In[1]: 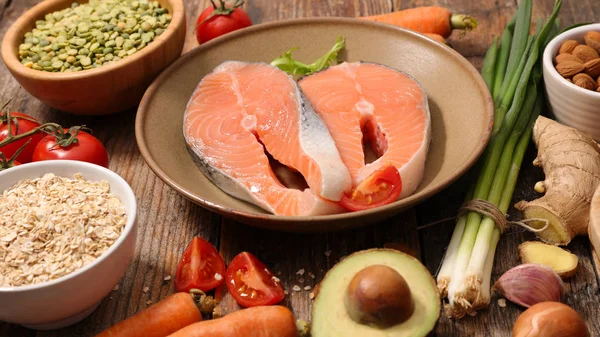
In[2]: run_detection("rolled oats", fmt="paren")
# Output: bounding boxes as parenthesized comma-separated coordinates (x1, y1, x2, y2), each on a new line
(0, 173, 127, 287)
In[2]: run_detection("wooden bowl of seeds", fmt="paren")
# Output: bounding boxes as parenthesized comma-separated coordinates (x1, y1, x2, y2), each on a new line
(1, 0, 186, 115)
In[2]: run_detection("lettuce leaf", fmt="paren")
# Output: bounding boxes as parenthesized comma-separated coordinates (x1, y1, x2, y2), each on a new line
(270, 36, 345, 76)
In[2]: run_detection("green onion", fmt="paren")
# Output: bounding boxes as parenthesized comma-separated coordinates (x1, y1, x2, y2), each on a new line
(437, 0, 562, 318)
(492, 17, 515, 103)
(482, 37, 499, 92)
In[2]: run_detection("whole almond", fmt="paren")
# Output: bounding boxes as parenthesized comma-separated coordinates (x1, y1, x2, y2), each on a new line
(572, 45, 599, 63)
(584, 31, 600, 53)
(555, 53, 583, 64)
(573, 73, 598, 91)
(597, 75, 600, 87)
(559, 40, 579, 54)
(556, 60, 585, 78)
(584, 58, 600, 78)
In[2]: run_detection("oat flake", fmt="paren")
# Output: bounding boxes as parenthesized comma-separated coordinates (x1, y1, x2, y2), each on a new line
(0, 173, 127, 287)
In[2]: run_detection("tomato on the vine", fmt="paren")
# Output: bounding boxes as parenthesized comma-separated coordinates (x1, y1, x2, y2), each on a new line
(175, 237, 227, 293)
(195, 0, 252, 45)
(0, 112, 42, 163)
(32, 127, 109, 168)
(225, 252, 285, 307)
(339, 164, 403, 211)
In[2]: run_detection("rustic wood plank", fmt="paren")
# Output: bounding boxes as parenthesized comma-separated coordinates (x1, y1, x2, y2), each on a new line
(1, 0, 600, 336)
(0, 1, 222, 336)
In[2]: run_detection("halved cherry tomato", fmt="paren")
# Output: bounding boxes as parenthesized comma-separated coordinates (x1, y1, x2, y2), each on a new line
(339, 164, 402, 211)
(175, 237, 227, 293)
(225, 252, 285, 307)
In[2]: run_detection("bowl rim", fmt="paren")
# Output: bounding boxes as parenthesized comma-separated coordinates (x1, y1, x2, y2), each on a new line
(543, 23, 600, 97)
(0, 0, 185, 81)
(135, 17, 494, 226)
(0, 160, 137, 293)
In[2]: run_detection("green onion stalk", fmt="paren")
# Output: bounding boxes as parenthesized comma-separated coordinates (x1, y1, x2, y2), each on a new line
(436, 0, 562, 318)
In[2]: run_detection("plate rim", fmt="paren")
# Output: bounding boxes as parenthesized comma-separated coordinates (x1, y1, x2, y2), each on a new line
(135, 17, 494, 225)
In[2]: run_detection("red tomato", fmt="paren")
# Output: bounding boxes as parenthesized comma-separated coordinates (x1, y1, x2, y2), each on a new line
(32, 128, 109, 168)
(0, 112, 42, 163)
(225, 252, 285, 307)
(175, 237, 227, 293)
(339, 164, 403, 211)
(195, 0, 252, 45)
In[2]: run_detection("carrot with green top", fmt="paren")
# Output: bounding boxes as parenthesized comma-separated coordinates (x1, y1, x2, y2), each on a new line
(166, 306, 298, 337)
(95, 292, 204, 337)
(361, 6, 478, 38)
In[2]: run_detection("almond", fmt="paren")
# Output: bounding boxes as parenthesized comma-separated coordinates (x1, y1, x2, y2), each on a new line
(572, 45, 599, 63)
(584, 58, 600, 78)
(555, 60, 585, 78)
(597, 75, 600, 87)
(555, 53, 583, 64)
(584, 31, 600, 53)
(573, 73, 598, 91)
(597, 86, 600, 93)
(559, 40, 579, 54)
(566, 77, 573, 83)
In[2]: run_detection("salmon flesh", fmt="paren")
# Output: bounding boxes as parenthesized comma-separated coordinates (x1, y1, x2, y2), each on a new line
(299, 62, 431, 198)
(183, 61, 352, 216)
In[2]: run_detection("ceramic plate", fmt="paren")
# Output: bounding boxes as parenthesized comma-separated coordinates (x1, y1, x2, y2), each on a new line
(135, 18, 493, 232)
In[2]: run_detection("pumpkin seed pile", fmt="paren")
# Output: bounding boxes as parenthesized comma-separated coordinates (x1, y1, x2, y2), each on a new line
(18, 0, 171, 72)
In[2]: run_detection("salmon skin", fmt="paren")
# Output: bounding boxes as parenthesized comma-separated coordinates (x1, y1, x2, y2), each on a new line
(299, 62, 431, 199)
(183, 61, 351, 216)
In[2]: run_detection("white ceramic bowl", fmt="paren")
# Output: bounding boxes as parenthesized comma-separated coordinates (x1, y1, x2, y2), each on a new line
(0, 161, 137, 330)
(543, 23, 600, 141)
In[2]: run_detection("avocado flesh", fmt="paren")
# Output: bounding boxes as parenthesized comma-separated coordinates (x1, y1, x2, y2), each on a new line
(311, 249, 440, 337)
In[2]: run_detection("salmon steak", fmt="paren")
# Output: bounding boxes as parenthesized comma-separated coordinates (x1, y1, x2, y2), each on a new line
(183, 61, 352, 216)
(299, 62, 431, 199)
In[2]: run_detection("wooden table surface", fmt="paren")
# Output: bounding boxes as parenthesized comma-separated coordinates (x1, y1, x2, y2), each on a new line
(1, 0, 600, 336)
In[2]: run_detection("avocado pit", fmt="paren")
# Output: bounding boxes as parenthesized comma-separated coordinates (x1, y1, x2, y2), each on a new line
(345, 265, 415, 328)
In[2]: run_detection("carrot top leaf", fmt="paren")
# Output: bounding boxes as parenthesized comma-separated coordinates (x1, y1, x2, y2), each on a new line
(270, 36, 345, 76)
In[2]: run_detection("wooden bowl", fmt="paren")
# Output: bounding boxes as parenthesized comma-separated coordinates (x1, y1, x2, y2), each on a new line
(1, 0, 186, 115)
(136, 18, 494, 232)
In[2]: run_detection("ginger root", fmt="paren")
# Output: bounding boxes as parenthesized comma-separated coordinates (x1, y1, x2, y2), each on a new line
(515, 116, 600, 245)
(591, 186, 600, 262)
(519, 241, 578, 279)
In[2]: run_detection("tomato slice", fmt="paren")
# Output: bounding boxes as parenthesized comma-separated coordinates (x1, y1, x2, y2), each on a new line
(225, 252, 285, 307)
(175, 237, 226, 293)
(339, 164, 402, 211)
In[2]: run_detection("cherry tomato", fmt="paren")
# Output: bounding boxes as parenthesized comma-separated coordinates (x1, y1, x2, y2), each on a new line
(32, 128, 109, 168)
(175, 237, 227, 293)
(339, 164, 403, 211)
(0, 112, 42, 163)
(225, 252, 285, 307)
(195, 0, 252, 45)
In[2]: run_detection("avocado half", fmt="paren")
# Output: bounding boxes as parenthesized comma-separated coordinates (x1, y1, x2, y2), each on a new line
(311, 249, 440, 337)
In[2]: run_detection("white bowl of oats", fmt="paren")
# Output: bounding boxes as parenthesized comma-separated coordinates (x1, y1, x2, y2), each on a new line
(0, 160, 137, 330)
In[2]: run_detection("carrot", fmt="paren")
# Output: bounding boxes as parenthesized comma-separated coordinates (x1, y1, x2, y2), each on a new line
(360, 6, 478, 38)
(423, 33, 448, 44)
(166, 306, 298, 337)
(95, 292, 203, 337)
